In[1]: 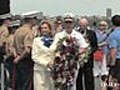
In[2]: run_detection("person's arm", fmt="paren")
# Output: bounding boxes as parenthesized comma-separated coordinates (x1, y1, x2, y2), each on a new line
(110, 48, 117, 66)
(14, 46, 31, 64)
(108, 33, 117, 66)
(79, 48, 87, 55)
(98, 41, 107, 47)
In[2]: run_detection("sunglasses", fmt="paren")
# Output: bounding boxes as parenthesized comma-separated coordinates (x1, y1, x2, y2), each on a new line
(65, 21, 73, 24)
(99, 24, 106, 26)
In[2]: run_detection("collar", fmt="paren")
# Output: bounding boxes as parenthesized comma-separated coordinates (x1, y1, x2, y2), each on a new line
(23, 24, 32, 30)
(97, 29, 106, 35)
(63, 29, 76, 35)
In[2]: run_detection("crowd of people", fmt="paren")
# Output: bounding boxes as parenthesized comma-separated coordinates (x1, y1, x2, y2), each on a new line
(0, 12, 120, 90)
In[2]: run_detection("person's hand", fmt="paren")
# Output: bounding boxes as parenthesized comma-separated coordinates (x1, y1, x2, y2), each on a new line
(13, 55, 20, 64)
(103, 41, 108, 46)
(110, 59, 116, 67)
(0, 43, 3, 46)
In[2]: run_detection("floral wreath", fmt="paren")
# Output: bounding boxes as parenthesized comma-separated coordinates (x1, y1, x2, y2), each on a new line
(51, 36, 81, 89)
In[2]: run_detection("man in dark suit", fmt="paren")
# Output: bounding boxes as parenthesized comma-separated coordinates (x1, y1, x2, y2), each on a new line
(76, 18, 98, 90)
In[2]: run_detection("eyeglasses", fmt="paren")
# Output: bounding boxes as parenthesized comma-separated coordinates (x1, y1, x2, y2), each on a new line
(41, 27, 48, 30)
(99, 24, 106, 26)
(64, 21, 73, 24)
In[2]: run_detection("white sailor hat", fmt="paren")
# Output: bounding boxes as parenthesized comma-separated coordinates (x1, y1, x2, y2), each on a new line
(64, 13, 74, 22)
(21, 11, 39, 19)
(9, 20, 21, 27)
(0, 13, 12, 20)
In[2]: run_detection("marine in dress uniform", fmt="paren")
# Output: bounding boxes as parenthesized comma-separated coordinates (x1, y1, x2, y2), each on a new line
(0, 13, 11, 45)
(0, 14, 11, 85)
(0, 13, 11, 57)
(4, 20, 21, 89)
(13, 11, 37, 90)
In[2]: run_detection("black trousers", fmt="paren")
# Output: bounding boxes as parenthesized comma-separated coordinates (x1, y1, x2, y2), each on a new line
(109, 59, 120, 83)
(76, 65, 94, 90)
(4, 56, 14, 88)
(15, 56, 34, 90)
(107, 59, 120, 90)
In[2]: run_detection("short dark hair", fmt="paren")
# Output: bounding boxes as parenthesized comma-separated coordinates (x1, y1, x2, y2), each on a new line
(111, 15, 120, 26)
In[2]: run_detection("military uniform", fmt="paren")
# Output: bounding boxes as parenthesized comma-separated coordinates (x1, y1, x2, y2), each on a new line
(0, 25, 9, 62)
(13, 24, 34, 90)
(4, 34, 15, 89)
(0, 13, 11, 90)
(0, 13, 11, 44)
(0, 13, 11, 63)
(14, 24, 34, 55)
(0, 24, 9, 58)
(4, 21, 21, 89)
(0, 24, 9, 43)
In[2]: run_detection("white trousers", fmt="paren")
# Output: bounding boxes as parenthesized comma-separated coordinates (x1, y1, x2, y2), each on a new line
(93, 54, 108, 77)
(34, 70, 55, 90)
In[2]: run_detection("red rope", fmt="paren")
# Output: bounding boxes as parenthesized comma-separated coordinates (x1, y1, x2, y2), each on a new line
(12, 64, 16, 90)
(29, 69, 33, 90)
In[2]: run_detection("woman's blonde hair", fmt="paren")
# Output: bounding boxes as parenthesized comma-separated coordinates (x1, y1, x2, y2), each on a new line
(38, 20, 53, 37)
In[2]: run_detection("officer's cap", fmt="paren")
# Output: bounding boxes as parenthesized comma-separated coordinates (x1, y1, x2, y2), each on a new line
(64, 13, 74, 22)
(21, 11, 39, 19)
(9, 20, 21, 27)
(0, 13, 12, 20)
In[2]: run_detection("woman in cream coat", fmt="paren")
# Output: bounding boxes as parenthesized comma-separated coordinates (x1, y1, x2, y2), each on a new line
(32, 20, 55, 90)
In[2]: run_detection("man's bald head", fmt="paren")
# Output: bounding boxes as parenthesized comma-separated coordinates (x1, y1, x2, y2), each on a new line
(79, 18, 89, 30)
(79, 18, 88, 25)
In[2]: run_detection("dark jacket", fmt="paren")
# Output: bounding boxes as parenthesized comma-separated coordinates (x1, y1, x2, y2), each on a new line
(78, 29, 98, 68)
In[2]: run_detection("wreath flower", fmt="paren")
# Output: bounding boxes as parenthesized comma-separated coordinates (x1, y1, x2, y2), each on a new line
(51, 36, 80, 89)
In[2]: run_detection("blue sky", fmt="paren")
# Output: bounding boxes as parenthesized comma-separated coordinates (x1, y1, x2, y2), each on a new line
(11, 0, 120, 16)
